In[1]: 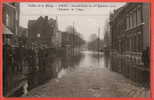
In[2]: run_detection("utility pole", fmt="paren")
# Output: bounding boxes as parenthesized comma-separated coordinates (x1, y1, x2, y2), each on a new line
(73, 21, 75, 56)
(98, 27, 100, 63)
(56, 16, 58, 48)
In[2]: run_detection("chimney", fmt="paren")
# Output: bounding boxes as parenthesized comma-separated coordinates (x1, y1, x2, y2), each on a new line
(45, 16, 48, 21)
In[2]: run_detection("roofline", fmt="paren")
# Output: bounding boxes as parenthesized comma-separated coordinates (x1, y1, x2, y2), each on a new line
(3, 3, 16, 9)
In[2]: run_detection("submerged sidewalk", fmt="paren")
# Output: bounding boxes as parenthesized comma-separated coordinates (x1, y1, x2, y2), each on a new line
(23, 65, 150, 98)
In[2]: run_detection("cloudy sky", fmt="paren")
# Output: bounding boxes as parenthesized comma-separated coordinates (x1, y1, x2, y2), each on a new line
(20, 2, 126, 41)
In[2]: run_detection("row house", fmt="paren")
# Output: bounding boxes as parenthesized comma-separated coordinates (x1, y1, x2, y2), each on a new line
(110, 3, 150, 62)
(110, 3, 150, 83)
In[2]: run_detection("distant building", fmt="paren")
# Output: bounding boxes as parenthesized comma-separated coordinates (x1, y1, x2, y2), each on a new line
(18, 26, 28, 37)
(61, 32, 72, 47)
(49, 18, 61, 48)
(54, 30, 62, 48)
(61, 32, 73, 56)
(28, 16, 61, 49)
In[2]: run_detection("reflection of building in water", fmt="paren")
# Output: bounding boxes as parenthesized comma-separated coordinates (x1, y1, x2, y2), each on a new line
(109, 3, 150, 85)
(61, 31, 84, 56)
(27, 52, 83, 92)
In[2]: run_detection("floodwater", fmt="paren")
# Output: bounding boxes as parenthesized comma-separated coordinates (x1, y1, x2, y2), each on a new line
(22, 51, 150, 97)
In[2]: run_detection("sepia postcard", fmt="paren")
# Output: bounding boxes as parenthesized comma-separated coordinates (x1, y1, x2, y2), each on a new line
(2, 2, 151, 97)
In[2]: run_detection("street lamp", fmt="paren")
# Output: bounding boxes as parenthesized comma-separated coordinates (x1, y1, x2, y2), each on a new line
(37, 33, 40, 38)
(37, 33, 40, 47)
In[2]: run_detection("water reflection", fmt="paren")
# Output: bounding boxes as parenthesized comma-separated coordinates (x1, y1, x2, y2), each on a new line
(78, 51, 106, 69)
(27, 52, 84, 91)
(27, 51, 110, 93)
(26, 50, 149, 96)
(109, 53, 150, 87)
(79, 51, 149, 87)
(104, 54, 111, 70)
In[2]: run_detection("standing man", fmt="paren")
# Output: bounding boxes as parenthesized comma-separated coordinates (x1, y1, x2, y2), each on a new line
(142, 47, 150, 68)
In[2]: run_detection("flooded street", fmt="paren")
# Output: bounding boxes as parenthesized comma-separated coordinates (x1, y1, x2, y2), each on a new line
(24, 51, 150, 97)
(2, 2, 151, 98)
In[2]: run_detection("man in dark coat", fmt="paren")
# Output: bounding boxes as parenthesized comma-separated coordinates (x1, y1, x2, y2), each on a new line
(142, 47, 150, 67)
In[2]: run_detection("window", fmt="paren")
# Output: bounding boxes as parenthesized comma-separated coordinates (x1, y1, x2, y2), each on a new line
(129, 38, 132, 51)
(126, 16, 129, 29)
(134, 35, 137, 51)
(131, 37, 134, 51)
(136, 36, 138, 51)
(129, 15, 131, 29)
(132, 36, 135, 51)
(125, 39, 127, 51)
(135, 36, 137, 51)
(133, 11, 137, 27)
(137, 7, 142, 25)
(129, 14, 133, 28)
(6, 13, 9, 26)
(138, 32, 142, 51)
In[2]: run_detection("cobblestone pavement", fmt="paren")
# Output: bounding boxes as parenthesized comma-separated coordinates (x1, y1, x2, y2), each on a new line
(24, 52, 150, 97)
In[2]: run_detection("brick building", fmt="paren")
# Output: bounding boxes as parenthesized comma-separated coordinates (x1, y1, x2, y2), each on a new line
(110, 3, 150, 62)
(109, 3, 150, 83)
(28, 16, 60, 49)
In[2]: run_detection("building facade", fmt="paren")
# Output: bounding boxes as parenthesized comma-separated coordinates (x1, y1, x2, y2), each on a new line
(110, 3, 150, 63)
(49, 18, 62, 48)
(28, 16, 60, 49)
(3, 3, 20, 35)
(3, 3, 20, 46)
(110, 3, 150, 83)
(2, 3, 29, 97)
